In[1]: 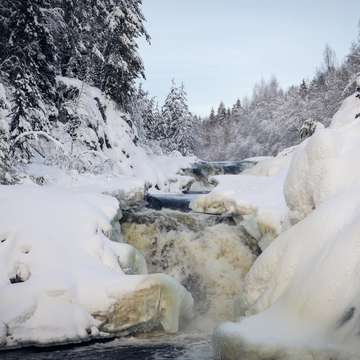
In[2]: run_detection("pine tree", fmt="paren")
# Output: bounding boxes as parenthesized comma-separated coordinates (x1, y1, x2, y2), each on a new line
(129, 82, 148, 143)
(152, 102, 165, 141)
(0, 84, 17, 184)
(162, 79, 180, 141)
(143, 96, 157, 140)
(59, 0, 84, 79)
(58, 0, 150, 109)
(174, 83, 194, 155)
(226, 107, 231, 117)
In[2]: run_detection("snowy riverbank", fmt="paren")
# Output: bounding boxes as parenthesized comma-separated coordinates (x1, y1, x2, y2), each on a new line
(0, 179, 194, 349)
(0, 78, 199, 349)
(210, 89, 360, 358)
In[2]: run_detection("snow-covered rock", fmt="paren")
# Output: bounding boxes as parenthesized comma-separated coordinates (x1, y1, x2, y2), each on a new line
(189, 155, 291, 251)
(0, 184, 193, 349)
(213, 92, 360, 359)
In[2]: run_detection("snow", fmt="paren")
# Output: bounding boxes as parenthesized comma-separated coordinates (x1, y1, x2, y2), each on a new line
(189, 154, 292, 250)
(213, 91, 360, 358)
(0, 78, 198, 349)
(149, 154, 197, 194)
(0, 184, 193, 349)
(53, 77, 193, 194)
(7, 74, 360, 357)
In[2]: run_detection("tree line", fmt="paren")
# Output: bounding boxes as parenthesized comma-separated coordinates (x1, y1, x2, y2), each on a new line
(1, 1, 360, 183)
(195, 38, 360, 161)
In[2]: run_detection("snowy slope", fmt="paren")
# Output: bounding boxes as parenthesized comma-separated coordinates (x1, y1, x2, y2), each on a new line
(213, 90, 360, 359)
(0, 77, 194, 193)
(52, 77, 194, 193)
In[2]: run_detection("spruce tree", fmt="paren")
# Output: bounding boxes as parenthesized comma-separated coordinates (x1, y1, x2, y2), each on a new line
(59, 0, 83, 79)
(101, 0, 150, 109)
(217, 101, 227, 121)
(299, 79, 308, 101)
(175, 83, 194, 155)
(162, 80, 194, 155)
(231, 99, 242, 115)
(0, 119, 16, 184)
(153, 102, 166, 141)
(162, 79, 180, 141)
(209, 107, 215, 121)
(143, 96, 157, 140)
(2, 0, 61, 160)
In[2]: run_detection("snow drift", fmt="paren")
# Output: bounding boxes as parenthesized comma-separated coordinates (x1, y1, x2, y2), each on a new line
(213, 90, 360, 358)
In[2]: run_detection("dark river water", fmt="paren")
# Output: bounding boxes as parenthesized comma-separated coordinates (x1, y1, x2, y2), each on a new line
(1, 331, 214, 359)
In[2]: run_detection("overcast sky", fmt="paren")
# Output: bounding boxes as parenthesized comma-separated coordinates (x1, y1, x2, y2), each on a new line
(137, 0, 360, 116)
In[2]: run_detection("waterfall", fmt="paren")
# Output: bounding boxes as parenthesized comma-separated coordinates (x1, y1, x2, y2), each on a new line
(120, 207, 260, 326)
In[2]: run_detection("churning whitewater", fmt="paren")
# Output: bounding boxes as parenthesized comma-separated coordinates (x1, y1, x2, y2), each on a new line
(121, 207, 259, 324)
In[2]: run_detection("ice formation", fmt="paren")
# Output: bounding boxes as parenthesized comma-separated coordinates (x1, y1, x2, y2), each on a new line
(0, 185, 193, 349)
(213, 91, 360, 359)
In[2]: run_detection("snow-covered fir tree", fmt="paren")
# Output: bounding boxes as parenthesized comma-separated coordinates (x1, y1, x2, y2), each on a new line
(0, 85, 18, 184)
(59, 0, 150, 110)
(217, 101, 227, 121)
(1, 0, 60, 160)
(161, 80, 195, 155)
(299, 79, 308, 101)
(174, 83, 194, 155)
(0, 0, 151, 170)
(0, 119, 17, 184)
(101, 0, 150, 110)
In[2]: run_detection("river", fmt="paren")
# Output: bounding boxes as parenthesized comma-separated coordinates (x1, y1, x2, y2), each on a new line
(2, 161, 257, 359)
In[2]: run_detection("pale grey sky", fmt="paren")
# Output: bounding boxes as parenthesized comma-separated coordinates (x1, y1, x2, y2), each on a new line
(137, 0, 360, 116)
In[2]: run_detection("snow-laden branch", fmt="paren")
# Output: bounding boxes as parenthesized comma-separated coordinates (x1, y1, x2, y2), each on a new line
(13, 131, 64, 149)
(342, 72, 360, 96)
(71, 149, 108, 160)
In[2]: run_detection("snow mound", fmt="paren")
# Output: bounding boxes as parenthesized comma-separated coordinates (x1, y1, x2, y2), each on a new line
(213, 92, 360, 358)
(0, 185, 193, 349)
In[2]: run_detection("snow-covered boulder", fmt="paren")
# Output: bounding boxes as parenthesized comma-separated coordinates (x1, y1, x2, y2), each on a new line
(213, 92, 360, 359)
(0, 184, 193, 349)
